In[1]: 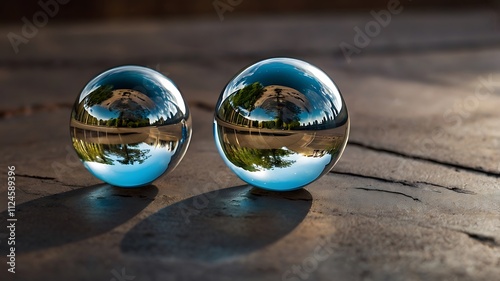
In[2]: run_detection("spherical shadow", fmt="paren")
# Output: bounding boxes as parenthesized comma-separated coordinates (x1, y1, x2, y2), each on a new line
(120, 185, 312, 261)
(0, 184, 158, 254)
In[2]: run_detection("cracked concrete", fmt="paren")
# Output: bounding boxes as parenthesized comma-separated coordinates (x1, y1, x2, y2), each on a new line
(334, 169, 476, 195)
(348, 141, 500, 178)
(354, 187, 421, 202)
(0, 12, 500, 281)
(460, 231, 499, 247)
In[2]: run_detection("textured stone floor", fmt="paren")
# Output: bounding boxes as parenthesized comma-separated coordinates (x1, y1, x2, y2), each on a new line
(0, 10, 499, 281)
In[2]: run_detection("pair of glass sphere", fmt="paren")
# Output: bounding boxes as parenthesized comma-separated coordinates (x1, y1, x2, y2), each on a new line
(70, 58, 350, 191)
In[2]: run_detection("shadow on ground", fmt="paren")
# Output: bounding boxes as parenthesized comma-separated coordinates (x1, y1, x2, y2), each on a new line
(121, 185, 312, 261)
(0, 184, 157, 254)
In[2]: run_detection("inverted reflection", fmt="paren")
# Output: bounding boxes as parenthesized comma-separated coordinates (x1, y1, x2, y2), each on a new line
(70, 66, 191, 187)
(214, 58, 349, 191)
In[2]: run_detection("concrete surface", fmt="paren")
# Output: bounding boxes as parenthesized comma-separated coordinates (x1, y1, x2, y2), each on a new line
(0, 10, 499, 281)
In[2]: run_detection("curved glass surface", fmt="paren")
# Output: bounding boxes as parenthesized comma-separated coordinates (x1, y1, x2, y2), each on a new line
(70, 66, 191, 187)
(214, 58, 349, 191)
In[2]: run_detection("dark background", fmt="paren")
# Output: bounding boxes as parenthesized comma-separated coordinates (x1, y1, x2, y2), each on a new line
(1, 0, 498, 23)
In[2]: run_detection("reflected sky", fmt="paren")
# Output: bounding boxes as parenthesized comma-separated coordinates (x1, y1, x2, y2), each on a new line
(214, 58, 349, 191)
(84, 142, 173, 187)
(78, 66, 187, 125)
(241, 153, 332, 190)
(88, 104, 120, 120)
(214, 127, 332, 190)
(221, 58, 345, 127)
(71, 65, 191, 187)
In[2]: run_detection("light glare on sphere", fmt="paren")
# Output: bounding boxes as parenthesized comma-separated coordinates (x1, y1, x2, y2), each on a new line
(70, 66, 192, 187)
(214, 58, 349, 191)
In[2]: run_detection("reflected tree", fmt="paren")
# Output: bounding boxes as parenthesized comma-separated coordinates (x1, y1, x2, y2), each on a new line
(217, 83, 306, 130)
(221, 142, 295, 172)
(107, 144, 150, 165)
(72, 139, 114, 165)
(85, 85, 114, 107)
(230, 82, 265, 113)
(271, 99, 302, 129)
(72, 139, 151, 165)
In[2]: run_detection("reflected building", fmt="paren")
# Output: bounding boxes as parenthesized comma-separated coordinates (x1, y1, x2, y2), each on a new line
(216, 82, 348, 159)
(101, 89, 156, 110)
(71, 87, 184, 150)
(69, 65, 192, 187)
(213, 58, 350, 191)
(70, 86, 187, 167)
(254, 85, 309, 126)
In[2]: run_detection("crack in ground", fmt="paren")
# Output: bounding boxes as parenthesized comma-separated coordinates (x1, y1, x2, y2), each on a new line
(355, 187, 421, 202)
(16, 173, 82, 189)
(413, 181, 476, 195)
(348, 141, 500, 178)
(415, 225, 499, 248)
(0, 102, 72, 119)
(320, 210, 499, 248)
(334, 171, 416, 187)
(16, 174, 57, 180)
(459, 231, 499, 247)
(333, 171, 473, 194)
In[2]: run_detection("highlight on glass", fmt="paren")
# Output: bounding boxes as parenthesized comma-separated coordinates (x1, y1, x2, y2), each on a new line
(214, 58, 349, 191)
(70, 65, 191, 187)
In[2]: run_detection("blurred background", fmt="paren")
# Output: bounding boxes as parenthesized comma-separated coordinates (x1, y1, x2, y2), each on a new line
(1, 0, 499, 23)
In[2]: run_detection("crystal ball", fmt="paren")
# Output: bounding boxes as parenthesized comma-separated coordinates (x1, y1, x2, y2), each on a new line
(214, 58, 349, 191)
(70, 66, 192, 187)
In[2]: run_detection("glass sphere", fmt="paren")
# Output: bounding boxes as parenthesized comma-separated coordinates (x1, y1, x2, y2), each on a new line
(70, 66, 191, 187)
(214, 58, 349, 191)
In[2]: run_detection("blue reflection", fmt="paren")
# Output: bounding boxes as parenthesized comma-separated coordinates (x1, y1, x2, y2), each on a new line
(214, 58, 349, 191)
(223, 58, 346, 128)
(84, 143, 173, 187)
(88, 104, 120, 120)
(70, 66, 191, 187)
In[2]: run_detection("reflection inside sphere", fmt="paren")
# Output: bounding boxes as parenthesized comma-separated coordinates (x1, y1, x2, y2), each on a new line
(214, 58, 349, 191)
(70, 66, 191, 187)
